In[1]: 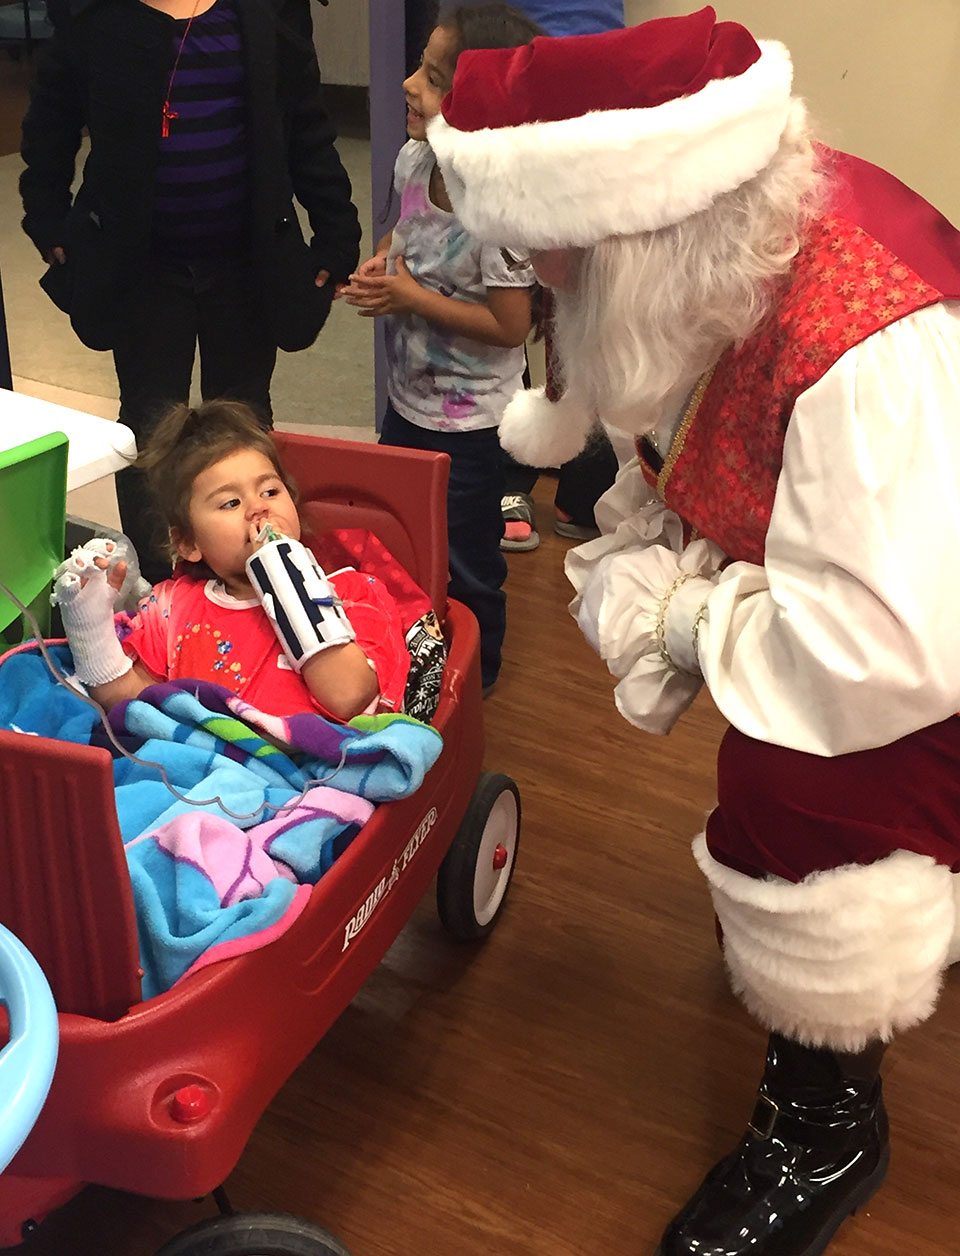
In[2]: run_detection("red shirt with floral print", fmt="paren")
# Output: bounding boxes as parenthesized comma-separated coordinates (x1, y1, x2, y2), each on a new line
(118, 568, 410, 721)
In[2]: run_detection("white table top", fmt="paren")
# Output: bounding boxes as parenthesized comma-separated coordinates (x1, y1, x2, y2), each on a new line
(0, 388, 137, 491)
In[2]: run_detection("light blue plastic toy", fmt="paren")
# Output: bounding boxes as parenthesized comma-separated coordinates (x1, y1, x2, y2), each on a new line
(0, 921, 58, 1173)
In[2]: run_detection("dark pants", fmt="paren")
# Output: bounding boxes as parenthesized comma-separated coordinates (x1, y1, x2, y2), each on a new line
(380, 402, 506, 689)
(112, 257, 276, 584)
(504, 355, 619, 529)
(502, 430, 619, 528)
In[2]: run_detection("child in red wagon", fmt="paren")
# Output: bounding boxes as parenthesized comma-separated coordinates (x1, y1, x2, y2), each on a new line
(52, 401, 412, 723)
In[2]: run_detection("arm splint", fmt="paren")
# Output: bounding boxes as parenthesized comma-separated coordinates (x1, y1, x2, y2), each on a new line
(246, 534, 356, 673)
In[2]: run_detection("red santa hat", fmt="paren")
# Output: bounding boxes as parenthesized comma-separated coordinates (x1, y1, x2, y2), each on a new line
(428, 7, 794, 467)
(428, 6, 793, 251)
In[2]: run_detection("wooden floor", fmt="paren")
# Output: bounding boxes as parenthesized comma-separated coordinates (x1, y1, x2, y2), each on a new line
(18, 475, 960, 1256)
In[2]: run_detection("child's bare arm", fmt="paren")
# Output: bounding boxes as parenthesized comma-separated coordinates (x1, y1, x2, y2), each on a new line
(245, 527, 382, 721)
(352, 232, 394, 281)
(301, 644, 380, 722)
(344, 260, 532, 348)
(87, 659, 156, 712)
(407, 280, 532, 347)
(371, 231, 395, 257)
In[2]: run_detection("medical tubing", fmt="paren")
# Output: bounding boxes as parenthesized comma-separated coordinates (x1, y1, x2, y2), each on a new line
(0, 576, 352, 821)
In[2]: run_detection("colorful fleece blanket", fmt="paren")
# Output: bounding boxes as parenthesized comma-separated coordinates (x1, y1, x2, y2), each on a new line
(0, 645, 443, 998)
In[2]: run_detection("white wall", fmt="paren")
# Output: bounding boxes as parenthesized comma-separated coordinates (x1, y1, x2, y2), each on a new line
(315, 2, 960, 220)
(625, 1, 960, 222)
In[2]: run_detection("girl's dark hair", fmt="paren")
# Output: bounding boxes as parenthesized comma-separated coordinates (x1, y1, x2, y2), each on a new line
(436, 4, 547, 337)
(380, 4, 543, 225)
(437, 3, 544, 64)
(135, 399, 296, 571)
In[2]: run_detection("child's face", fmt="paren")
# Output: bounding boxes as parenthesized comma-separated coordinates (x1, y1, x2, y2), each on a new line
(403, 25, 456, 141)
(176, 447, 300, 597)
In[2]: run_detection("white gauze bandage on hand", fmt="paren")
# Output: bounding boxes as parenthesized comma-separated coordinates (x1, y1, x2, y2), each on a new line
(52, 539, 133, 687)
(245, 533, 356, 673)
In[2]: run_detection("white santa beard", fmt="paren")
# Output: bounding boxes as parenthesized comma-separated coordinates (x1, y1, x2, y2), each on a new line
(550, 285, 711, 438)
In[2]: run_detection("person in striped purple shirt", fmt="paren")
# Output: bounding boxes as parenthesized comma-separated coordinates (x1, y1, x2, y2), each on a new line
(21, 0, 362, 585)
(152, 0, 253, 262)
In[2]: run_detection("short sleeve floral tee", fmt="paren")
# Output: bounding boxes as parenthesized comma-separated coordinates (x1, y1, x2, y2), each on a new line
(118, 569, 410, 721)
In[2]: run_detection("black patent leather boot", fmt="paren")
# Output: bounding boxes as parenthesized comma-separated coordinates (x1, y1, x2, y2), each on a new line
(655, 1034, 890, 1256)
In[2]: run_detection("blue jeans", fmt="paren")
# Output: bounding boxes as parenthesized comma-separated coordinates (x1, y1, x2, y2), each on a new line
(380, 403, 506, 688)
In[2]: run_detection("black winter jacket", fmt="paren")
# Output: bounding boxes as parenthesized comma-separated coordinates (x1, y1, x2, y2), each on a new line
(19, 0, 361, 352)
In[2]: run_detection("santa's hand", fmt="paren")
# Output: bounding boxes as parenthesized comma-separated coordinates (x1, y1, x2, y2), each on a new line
(52, 541, 133, 687)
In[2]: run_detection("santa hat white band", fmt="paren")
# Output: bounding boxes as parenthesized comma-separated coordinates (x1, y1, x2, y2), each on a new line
(429, 40, 793, 251)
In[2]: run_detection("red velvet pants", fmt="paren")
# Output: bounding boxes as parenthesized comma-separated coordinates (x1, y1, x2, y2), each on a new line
(706, 715, 960, 883)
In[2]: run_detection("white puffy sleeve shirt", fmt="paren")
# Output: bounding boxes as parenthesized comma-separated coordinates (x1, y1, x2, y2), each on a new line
(566, 302, 960, 756)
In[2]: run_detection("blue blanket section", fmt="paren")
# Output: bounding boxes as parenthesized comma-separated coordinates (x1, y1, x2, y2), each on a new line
(0, 646, 443, 997)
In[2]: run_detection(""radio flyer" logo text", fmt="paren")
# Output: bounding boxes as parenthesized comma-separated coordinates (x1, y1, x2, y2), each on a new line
(341, 807, 439, 951)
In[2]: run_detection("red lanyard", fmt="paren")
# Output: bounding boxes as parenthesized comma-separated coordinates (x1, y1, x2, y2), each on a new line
(161, 1, 202, 138)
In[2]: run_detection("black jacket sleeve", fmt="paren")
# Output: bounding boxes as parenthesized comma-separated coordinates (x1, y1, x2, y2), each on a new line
(278, 0, 362, 283)
(19, 33, 86, 255)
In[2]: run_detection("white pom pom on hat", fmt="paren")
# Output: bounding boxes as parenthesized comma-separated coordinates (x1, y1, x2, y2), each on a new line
(499, 384, 596, 468)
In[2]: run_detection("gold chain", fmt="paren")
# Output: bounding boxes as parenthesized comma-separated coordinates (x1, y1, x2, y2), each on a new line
(656, 365, 716, 500)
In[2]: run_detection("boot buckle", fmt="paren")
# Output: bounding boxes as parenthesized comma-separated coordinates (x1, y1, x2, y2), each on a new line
(748, 1090, 779, 1139)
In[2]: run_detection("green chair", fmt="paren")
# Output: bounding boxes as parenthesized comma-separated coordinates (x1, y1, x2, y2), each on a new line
(0, 431, 68, 648)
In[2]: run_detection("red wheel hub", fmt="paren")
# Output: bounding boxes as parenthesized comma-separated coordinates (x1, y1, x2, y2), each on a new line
(171, 1084, 210, 1124)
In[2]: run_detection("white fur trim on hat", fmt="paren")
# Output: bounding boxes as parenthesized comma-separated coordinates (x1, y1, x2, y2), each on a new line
(499, 385, 594, 468)
(429, 42, 793, 250)
(694, 833, 957, 1052)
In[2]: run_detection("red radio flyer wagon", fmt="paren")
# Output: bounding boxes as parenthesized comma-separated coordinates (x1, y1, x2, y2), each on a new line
(0, 433, 521, 1254)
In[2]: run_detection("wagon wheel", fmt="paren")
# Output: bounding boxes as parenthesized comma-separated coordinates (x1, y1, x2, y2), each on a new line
(437, 771, 520, 941)
(152, 1212, 353, 1256)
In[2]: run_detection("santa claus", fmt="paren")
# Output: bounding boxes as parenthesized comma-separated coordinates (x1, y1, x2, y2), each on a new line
(429, 7, 960, 1256)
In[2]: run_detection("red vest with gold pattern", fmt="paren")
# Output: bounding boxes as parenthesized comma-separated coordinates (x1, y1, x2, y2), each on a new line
(638, 149, 960, 566)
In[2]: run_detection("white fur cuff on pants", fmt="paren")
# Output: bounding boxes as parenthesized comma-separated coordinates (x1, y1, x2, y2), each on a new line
(693, 833, 957, 1052)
